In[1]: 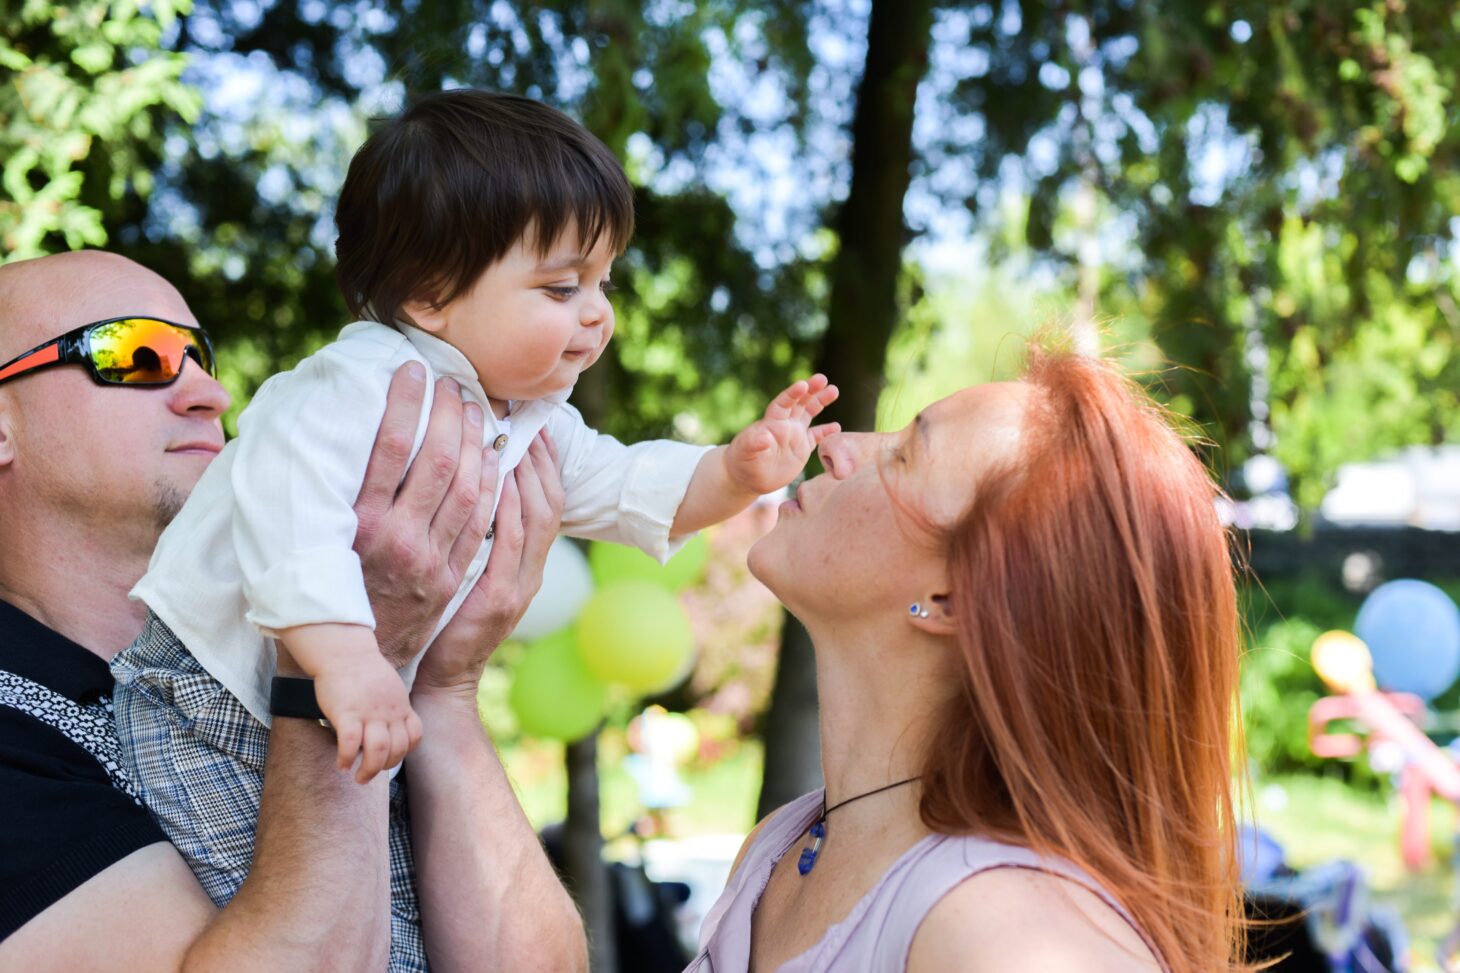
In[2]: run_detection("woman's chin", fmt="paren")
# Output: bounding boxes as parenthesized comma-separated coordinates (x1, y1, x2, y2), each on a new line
(745, 531, 779, 589)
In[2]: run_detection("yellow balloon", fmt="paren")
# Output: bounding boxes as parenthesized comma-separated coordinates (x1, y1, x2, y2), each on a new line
(577, 580, 695, 694)
(1312, 630, 1376, 694)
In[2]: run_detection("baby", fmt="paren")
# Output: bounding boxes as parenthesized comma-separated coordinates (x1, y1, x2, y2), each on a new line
(110, 90, 837, 914)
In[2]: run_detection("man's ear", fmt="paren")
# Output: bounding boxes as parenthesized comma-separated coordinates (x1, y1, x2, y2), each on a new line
(908, 592, 958, 637)
(400, 296, 447, 334)
(0, 396, 16, 469)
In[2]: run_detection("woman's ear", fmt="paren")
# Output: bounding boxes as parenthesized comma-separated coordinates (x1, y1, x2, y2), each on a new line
(907, 593, 958, 637)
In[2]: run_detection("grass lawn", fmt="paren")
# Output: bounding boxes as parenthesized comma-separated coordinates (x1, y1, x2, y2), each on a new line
(1254, 773, 1457, 972)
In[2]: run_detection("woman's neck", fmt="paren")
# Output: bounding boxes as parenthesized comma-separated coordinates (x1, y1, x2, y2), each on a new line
(805, 618, 950, 808)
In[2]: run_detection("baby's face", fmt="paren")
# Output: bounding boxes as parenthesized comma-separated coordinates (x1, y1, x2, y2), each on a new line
(412, 226, 616, 403)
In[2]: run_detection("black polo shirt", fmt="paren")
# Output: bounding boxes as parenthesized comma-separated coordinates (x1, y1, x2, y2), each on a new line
(0, 598, 165, 942)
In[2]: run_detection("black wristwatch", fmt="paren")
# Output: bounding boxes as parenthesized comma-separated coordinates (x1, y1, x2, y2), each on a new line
(269, 676, 328, 722)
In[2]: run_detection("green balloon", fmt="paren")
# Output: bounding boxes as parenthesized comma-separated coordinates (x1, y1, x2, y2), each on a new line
(576, 580, 695, 694)
(509, 629, 608, 742)
(588, 534, 710, 591)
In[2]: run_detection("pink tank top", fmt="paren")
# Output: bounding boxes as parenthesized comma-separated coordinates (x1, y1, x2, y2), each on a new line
(686, 789, 1170, 972)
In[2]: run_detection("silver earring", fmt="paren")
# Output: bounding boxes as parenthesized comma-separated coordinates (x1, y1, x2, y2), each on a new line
(909, 603, 930, 619)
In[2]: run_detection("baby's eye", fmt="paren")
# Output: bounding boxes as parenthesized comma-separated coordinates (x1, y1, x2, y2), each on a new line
(599, 279, 617, 295)
(545, 286, 579, 299)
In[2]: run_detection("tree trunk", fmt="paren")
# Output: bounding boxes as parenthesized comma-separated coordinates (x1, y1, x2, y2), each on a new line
(757, 0, 935, 816)
(564, 732, 617, 973)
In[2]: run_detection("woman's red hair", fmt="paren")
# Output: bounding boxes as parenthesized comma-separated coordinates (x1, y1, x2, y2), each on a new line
(918, 344, 1243, 972)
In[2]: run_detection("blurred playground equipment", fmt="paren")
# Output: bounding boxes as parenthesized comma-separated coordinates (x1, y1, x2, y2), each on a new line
(1241, 824, 1408, 973)
(1306, 580, 1460, 971)
(1309, 581, 1460, 871)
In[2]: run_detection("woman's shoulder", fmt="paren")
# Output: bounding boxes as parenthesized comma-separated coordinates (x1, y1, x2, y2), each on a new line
(726, 790, 823, 883)
(906, 865, 1162, 973)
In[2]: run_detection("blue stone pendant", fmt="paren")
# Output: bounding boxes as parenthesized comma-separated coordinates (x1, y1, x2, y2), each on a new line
(797, 819, 827, 876)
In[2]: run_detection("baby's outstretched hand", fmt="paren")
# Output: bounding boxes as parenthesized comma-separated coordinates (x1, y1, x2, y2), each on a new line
(725, 375, 840, 495)
(315, 656, 423, 783)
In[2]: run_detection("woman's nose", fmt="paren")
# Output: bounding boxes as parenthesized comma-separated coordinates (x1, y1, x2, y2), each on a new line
(817, 431, 862, 479)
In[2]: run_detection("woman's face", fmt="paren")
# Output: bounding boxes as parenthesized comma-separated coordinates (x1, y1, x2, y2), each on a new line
(748, 382, 1030, 625)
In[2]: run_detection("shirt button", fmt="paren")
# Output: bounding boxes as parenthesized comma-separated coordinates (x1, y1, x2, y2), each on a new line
(492, 433, 509, 451)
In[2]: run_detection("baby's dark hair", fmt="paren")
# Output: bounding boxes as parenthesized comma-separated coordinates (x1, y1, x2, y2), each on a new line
(335, 89, 634, 325)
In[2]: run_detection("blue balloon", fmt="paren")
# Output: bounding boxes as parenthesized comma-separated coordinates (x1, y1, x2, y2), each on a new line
(1356, 580, 1460, 701)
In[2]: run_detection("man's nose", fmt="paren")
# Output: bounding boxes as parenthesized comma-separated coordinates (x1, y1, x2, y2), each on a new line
(169, 357, 232, 417)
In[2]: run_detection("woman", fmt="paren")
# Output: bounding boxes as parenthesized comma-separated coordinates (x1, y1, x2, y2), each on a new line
(691, 345, 1242, 972)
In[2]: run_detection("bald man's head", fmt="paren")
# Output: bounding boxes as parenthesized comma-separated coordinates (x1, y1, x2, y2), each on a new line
(0, 251, 197, 363)
(0, 251, 228, 580)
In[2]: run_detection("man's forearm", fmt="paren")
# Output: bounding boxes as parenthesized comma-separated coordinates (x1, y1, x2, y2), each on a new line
(182, 717, 391, 971)
(408, 691, 587, 973)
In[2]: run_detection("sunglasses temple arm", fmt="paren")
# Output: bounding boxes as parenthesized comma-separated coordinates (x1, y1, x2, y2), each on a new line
(0, 344, 62, 384)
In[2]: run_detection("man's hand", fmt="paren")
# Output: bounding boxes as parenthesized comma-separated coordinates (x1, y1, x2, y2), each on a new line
(414, 430, 566, 698)
(724, 374, 840, 495)
(353, 364, 498, 668)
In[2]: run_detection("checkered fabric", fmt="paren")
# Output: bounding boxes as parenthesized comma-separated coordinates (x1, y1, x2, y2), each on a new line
(111, 612, 427, 971)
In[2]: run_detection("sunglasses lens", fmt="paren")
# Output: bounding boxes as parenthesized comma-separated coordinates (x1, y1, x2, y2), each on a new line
(88, 319, 214, 385)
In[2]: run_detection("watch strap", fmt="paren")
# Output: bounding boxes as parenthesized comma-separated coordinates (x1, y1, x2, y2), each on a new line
(269, 676, 327, 721)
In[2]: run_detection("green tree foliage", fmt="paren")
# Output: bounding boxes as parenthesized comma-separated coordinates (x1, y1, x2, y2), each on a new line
(927, 0, 1460, 505)
(0, 0, 199, 260)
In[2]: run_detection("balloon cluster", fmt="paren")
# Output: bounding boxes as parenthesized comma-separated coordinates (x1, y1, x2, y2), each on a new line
(1312, 579, 1460, 701)
(506, 536, 708, 741)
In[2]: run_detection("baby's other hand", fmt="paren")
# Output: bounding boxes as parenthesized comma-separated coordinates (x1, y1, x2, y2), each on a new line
(315, 658, 423, 783)
(725, 374, 840, 495)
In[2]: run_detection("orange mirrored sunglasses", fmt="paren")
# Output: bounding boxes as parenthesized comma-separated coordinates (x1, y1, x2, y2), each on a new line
(0, 316, 216, 388)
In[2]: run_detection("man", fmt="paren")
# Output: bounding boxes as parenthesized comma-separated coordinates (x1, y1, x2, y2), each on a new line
(0, 250, 585, 970)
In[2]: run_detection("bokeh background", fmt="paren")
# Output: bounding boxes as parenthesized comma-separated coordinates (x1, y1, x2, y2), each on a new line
(6, 1, 1460, 969)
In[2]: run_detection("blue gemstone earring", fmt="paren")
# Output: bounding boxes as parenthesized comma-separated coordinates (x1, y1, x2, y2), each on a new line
(908, 603, 930, 619)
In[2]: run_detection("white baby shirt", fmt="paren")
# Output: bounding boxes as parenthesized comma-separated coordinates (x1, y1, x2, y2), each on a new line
(132, 321, 712, 726)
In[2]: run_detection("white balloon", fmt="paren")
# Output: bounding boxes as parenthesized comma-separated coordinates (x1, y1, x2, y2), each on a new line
(510, 538, 595, 640)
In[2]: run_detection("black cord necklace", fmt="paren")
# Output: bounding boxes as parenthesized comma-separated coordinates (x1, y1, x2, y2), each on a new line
(796, 775, 922, 876)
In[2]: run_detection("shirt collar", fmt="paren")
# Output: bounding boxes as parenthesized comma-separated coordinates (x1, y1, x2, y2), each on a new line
(0, 598, 115, 702)
(393, 323, 574, 424)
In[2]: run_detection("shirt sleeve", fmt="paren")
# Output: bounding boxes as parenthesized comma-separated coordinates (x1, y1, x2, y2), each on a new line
(548, 403, 714, 563)
(0, 712, 166, 942)
(230, 333, 426, 634)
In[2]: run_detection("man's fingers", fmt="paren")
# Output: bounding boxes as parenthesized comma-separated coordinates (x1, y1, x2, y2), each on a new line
(430, 400, 485, 554)
(513, 443, 556, 579)
(446, 446, 499, 579)
(540, 428, 560, 468)
(480, 473, 524, 588)
(534, 432, 566, 516)
(397, 378, 464, 521)
(357, 363, 428, 528)
(336, 719, 363, 772)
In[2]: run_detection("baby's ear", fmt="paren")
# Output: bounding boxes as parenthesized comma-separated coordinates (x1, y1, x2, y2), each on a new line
(401, 296, 446, 333)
